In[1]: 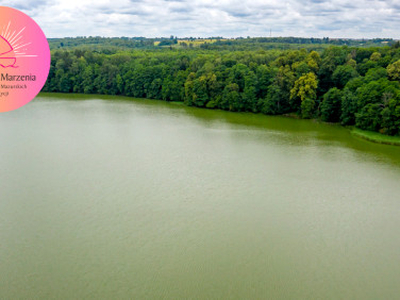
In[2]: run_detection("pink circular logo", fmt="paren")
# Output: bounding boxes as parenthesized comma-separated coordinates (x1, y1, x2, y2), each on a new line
(0, 6, 50, 112)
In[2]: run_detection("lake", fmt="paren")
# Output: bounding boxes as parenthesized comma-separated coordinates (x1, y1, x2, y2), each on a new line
(1, 94, 400, 299)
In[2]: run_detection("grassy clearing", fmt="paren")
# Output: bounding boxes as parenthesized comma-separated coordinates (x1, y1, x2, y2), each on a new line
(177, 38, 229, 46)
(351, 128, 400, 146)
(154, 38, 231, 48)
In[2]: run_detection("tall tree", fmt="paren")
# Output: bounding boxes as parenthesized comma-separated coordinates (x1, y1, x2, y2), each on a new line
(290, 72, 318, 118)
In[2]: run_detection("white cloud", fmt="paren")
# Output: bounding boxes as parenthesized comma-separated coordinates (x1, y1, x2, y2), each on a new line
(1, 0, 399, 38)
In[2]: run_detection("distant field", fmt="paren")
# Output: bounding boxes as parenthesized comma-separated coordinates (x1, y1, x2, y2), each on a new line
(154, 38, 231, 47)
(178, 39, 229, 46)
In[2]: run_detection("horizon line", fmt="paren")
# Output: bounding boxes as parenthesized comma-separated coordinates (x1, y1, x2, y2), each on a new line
(46, 36, 399, 41)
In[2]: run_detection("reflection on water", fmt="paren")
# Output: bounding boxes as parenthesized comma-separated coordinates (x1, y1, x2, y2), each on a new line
(1, 94, 400, 299)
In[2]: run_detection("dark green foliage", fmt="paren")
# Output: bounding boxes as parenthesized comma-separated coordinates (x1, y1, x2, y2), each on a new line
(301, 98, 316, 119)
(43, 41, 400, 136)
(243, 72, 258, 112)
(356, 103, 383, 132)
(255, 65, 277, 99)
(332, 65, 359, 89)
(381, 98, 400, 135)
(340, 89, 358, 125)
(260, 85, 290, 115)
(356, 78, 399, 109)
(364, 67, 388, 83)
(344, 77, 364, 93)
(317, 46, 349, 94)
(221, 83, 241, 111)
(192, 76, 209, 107)
(357, 60, 378, 76)
(321, 88, 342, 122)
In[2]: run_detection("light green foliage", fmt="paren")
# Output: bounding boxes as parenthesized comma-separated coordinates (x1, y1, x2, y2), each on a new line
(290, 72, 318, 115)
(352, 128, 400, 145)
(292, 61, 311, 77)
(387, 60, 400, 81)
(276, 65, 295, 101)
(370, 52, 382, 61)
(290, 72, 318, 102)
(346, 59, 357, 68)
(306, 51, 321, 73)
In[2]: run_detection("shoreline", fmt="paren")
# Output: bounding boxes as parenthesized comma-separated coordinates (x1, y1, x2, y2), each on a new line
(38, 92, 400, 146)
(351, 128, 400, 146)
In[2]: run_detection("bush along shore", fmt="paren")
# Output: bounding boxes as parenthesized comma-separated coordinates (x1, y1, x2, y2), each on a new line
(42, 39, 400, 138)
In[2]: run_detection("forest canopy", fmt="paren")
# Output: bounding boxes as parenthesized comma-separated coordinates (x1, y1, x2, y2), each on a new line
(43, 37, 400, 136)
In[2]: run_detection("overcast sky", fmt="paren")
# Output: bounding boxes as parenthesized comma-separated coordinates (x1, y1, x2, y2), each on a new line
(2, 0, 400, 39)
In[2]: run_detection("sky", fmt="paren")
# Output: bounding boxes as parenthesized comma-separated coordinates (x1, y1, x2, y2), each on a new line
(1, 0, 400, 39)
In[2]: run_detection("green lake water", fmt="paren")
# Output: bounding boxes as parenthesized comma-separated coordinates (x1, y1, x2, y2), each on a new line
(1, 94, 400, 299)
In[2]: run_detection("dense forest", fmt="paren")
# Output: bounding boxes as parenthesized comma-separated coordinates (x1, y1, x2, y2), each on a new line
(43, 37, 400, 136)
(48, 36, 396, 51)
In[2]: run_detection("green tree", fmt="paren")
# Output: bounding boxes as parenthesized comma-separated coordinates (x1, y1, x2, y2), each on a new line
(332, 65, 359, 89)
(243, 71, 258, 112)
(321, 87, 342, 122)
(306, 50, 321, 73)
(255, 65, 276, 99)
(364, 67, 388, 83)
(387, 60, 400, 81)
(192, 75, 209, 107)
(381, 97, 400, 135)
(370, 52, 382, 61)
(290, 72, 318, 116)
(184, 72, 196, 106)
(340, 88, 358, 125)
(355, 103, 383, 131)
(220, 83, 241, 111)
(318, 46, 348, 93)
(301, 98, 316, 119)
(275, 65, 295, 109)
(147, 78, 163, 99)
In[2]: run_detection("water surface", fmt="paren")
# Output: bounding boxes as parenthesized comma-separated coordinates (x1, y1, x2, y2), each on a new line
(1, 94, 400, 299)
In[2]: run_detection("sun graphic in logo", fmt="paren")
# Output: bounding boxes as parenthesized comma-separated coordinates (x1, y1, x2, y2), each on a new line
(0, 21, 37, 68)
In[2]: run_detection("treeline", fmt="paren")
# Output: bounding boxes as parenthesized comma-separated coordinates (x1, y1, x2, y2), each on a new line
(204, 37, 396, 51)
(48, 37, 155, 52)
(48, 36, 396, 51)
(43, 45, 400, 136)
